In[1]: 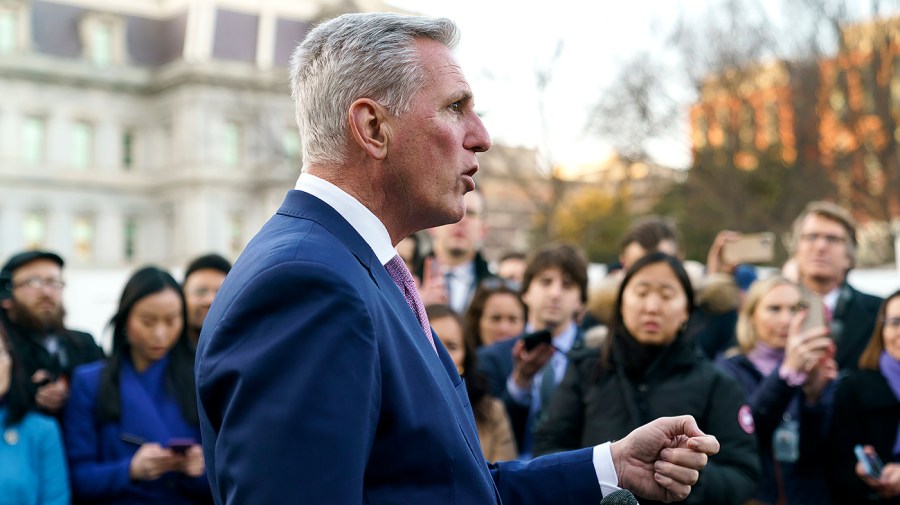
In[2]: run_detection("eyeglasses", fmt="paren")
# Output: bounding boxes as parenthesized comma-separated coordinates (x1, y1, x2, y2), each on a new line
(13, 277, 65, 290)
(188, 287, 219, 298)
(799, 233, 847, 246)
(882, 317, 900, 329)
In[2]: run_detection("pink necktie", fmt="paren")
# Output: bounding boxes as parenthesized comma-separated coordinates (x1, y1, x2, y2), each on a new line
(385, 255, 436, 352)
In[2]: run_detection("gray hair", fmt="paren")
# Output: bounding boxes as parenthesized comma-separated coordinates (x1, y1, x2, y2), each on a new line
(289, 13, 459, 166)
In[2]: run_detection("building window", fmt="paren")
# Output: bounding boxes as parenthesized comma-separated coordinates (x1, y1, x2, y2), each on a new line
(73, 215, 94, 262)
(223, 121, 242, 167)
(23, 211, 47, 249)
(0, 7, 15, 55)
(124, 216, 138, 262)
(71, 121, 94, 170)
(0, 2, 27, 55)
(122, 129, 134, 170)
(22, 116, 46, 166)
(80, 13, 124, 67)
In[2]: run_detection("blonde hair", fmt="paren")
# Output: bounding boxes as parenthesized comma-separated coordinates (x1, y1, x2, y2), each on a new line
(736, 276, 799, 353)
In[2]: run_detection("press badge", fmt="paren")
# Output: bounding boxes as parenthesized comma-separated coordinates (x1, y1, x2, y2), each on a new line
(773, 416, 800, 463)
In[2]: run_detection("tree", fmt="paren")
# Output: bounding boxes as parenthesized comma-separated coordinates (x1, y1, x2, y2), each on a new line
(551, 186, 632, 263)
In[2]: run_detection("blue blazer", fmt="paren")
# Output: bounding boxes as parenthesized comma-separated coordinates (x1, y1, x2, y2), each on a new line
(64, 357, 210, 504)
(195, 190, 604, 504)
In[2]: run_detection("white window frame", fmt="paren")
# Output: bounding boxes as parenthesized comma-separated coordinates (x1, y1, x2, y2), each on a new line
(79, 12, 126, 67)
(0, 0, 30, 55)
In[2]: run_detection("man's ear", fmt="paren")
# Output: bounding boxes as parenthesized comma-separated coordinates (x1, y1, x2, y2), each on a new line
(349, 98, 388, 160)
(0, 299, 11, 310)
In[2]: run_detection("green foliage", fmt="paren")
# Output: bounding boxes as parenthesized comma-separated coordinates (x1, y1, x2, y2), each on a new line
(548, 186, 633, 263)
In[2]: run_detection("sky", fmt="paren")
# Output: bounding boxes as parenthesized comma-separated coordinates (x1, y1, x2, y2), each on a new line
(386, 0, 706, 170)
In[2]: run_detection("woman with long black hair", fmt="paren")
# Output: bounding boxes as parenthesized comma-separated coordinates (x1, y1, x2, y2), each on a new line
(64, 266, 211, 504)
(533, 252, 759, 505)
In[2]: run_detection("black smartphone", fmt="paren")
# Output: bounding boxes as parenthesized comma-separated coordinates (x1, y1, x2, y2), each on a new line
(521, 329, 552, 351)
(855, 444, 884, 479)
(167, 437, 196, 455)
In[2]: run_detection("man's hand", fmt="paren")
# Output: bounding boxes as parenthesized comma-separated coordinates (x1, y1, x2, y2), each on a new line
(32, 369, 69, 413)
(510, 339, 554, 389)
(610, 415, 720, 503)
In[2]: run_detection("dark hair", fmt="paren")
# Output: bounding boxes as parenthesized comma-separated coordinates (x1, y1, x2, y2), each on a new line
(859, 289, 900, 370)
(184, 253, 232, 283)
(96, 266, 198, 425)
(597, 252, 695, 371)
(0, 322, 31, 427)
(463, 279, 524, 348)
(521, 243, 589, 304)
(618, 216, 680, 256)
(426, 304, 491, 424)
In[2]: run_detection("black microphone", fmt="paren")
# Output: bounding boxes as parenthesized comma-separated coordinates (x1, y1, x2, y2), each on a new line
(600, 489, 639, 505)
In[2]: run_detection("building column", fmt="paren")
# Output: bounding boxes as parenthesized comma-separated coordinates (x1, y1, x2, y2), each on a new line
(256, 7, 276, 70)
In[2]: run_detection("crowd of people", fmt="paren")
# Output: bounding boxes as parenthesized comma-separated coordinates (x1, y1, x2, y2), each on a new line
(1, 10, 899, 505)
(402, 196, 899, 504)
(0, 251, 229, 503)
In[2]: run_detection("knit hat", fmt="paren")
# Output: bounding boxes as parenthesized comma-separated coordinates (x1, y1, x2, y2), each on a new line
(0, 250, 65, 300)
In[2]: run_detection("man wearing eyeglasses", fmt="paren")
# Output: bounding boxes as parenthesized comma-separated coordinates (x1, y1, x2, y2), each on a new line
(182, 253, 232, 348)
(0, 250, 104, 416)
(790, 201, 883, 370)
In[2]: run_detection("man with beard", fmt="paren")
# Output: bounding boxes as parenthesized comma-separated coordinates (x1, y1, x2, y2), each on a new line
(0, 250, 104, 416)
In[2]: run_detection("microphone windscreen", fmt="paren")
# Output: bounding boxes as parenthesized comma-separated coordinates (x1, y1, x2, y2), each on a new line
(599, 489, 639, 505)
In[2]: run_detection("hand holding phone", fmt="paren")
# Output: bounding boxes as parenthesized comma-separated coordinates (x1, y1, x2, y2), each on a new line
(855, 444, 884, 479)
(521, 329, 553, 351)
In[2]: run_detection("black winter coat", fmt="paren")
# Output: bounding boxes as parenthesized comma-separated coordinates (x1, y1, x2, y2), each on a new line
(827, 369, 900, 504)
(717, 354, 834, 505)
(533, 334, 760, 505)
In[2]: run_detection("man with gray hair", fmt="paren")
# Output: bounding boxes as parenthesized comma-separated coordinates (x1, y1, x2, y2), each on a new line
(790, 200, 882, 370)
(196, 12, 718, 504)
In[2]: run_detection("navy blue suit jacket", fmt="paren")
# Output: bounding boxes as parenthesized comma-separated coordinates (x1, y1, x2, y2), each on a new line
(195, 190, 603, 504)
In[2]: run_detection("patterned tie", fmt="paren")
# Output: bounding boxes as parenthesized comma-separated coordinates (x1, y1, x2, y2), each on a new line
(384, 255, 436, 352)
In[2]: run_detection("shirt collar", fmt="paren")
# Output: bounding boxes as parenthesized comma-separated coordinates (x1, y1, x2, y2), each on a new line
(295, 173, 396, 266)
(823, 287, 841, 313)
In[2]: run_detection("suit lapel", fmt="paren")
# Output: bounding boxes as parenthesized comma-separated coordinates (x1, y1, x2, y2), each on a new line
(277, 190, 492, 477)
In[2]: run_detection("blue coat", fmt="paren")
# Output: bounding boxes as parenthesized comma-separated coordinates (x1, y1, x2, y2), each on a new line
(195, 190, 604, 504)
(64, 357, 210, 504)
(0, 407, 69, 505)
(717, 354, 834, 505)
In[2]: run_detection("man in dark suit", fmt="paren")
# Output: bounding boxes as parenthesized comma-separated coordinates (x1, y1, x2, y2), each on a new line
(478, 243, 588, 458)
(0, 250, 104, 417)
(195, 12, 719, 504)
(790, 201, 883, 370)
